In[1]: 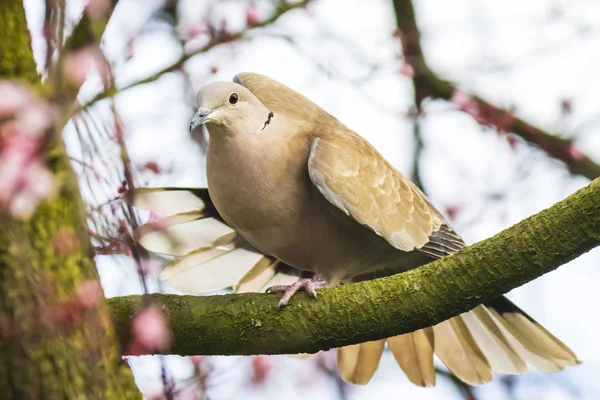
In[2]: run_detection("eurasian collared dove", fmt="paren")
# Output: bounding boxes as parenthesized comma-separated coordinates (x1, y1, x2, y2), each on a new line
(128, 73, 579, 386)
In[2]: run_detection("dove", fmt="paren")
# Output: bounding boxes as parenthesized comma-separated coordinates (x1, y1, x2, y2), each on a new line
(128, 72, 579, 386)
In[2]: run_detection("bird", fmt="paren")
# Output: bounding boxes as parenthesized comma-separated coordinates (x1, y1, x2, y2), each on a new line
(127, 72, 579, 387)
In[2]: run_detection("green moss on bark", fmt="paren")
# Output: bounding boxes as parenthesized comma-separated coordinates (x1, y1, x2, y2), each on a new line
(0, 1, 139, 398)
(109, 178, 600, 357)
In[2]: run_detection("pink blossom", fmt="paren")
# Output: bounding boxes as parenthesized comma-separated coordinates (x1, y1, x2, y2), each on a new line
(7, 162, 56, 218)
(246, 1, 260, 26)
(506, 134, 518, 149)
(0, 96, 56, 219)
(131, 304, 171, 354)
(0, 81, 32, 118)
(400, 62, 414, 78)
(568, 145, 584, 160)
(0, 133, 39, 204)
(16, 102, 56, 137)
(63, 47, 110, 88)
(178, 23, 209, 42)
(146, 211, 169, 227)
(76, 280, 103, 308)
(142, 161, 160, 174)
(445, 205, 460, 220)
(189, 355, 204, 367)
(451, 89, 479, 118)
(86, 0, 111, 19)
(250, 355, 271, 385)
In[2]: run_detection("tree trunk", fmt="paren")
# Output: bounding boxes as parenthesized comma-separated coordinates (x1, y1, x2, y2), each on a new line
(0, 1, 139, 398)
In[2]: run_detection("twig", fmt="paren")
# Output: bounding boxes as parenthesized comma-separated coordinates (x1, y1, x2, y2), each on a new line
(77, 0, 313, 113)
(391, 0, 600, 180)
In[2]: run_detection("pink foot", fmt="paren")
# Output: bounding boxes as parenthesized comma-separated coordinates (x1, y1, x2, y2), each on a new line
(265, 277, 329, 308)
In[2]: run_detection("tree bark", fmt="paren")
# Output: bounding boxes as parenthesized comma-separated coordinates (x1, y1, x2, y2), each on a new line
(108, 177, 600, 357)
(0, 1, 139, 398)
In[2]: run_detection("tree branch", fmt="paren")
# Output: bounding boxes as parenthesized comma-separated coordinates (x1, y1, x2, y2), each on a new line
(392, 0, 600, 181)
(78, 0, 312, 111)
(65, 0, 119, 51)
(108, 177, 600, 357)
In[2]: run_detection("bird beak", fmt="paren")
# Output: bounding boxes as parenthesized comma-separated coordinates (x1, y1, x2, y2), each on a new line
(189, 108, 213, 133)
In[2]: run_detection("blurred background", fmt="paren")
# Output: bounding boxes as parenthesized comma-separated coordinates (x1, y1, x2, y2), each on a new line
(22, 0, 600, 398)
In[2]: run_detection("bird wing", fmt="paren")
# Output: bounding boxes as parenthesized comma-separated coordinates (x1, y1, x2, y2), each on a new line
(308, 133, 447, 253)
(306, 132, 578, 384)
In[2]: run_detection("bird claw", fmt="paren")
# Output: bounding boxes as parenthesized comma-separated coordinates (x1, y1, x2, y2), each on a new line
(265, 277, 328, 308)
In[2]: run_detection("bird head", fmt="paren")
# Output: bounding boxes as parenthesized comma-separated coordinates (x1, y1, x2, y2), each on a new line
(189, 81, 272, 136)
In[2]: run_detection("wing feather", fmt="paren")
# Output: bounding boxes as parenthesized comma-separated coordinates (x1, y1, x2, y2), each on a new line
(308, 136, 445, 252)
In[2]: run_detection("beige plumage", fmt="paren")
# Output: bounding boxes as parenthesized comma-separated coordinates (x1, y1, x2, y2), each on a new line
(126, 72, 579, 386)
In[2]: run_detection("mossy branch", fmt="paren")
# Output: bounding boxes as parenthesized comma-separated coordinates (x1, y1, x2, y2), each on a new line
(108, 178, 600, 357)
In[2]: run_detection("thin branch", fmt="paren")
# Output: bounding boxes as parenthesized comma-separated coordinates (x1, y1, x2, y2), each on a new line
(65, 0, 119, 51)
(391, 0, 600, 181)
(108, 177, 600, 356)
(77, 0, 312, 112)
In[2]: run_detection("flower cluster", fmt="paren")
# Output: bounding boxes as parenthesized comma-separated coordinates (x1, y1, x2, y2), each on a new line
(0, 81, 57, 219)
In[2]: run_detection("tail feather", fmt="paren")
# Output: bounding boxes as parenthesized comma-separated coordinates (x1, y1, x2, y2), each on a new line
(461, 306, 527, 375)
(123, 187, 217, 218)
(160, 243, 265, 294)
(434, 316, 492, 385)
(138, 217, 234, 256)
(337, 340, 386, 385)
(234, 257, 278, 294)
(387, 328, 435, 387)
(485, 297, 580, 372)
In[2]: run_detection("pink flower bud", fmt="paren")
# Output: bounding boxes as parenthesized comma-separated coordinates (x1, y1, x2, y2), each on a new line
(16, 102, 55, 137)
(400, 62, 414, 77)
(568, 145, 584, 160)
(445, 206, 460, 220)
(131, 304, 171, 354)
(86, 0, 111, 19)
(143, 161, 160, 174)
(451, 89, 479, 118)
(250, 355, 271, 385)
(246, 1, 260, 26)
(189, 355, 204, 367)
(8, 162, 56, 218)
(76, 280, 102, 308)
(0, 81, 32, 118)
(63, 47, 110, 88)
(506, 134, 518, 149)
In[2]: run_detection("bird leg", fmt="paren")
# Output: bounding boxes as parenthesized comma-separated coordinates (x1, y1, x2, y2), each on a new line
(265, 277, 329, 308)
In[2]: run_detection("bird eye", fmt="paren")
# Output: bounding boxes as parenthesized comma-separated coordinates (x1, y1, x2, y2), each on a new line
(228, 93, 239, 105)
